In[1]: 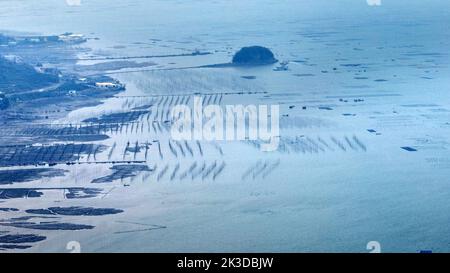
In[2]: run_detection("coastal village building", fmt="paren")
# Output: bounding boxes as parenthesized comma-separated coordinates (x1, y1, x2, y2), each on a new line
(57, 33, 86, 43)
(95, 82, 123, 89)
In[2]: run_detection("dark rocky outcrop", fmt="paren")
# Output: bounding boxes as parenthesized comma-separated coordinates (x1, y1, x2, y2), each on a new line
(232, 46, 277, 66)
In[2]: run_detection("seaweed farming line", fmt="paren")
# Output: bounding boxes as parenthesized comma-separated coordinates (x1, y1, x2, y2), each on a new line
(241, 159, 281, 180)
(65, 51, 212, 61)
(0, 205, 124, 250)
(95, 161, 225, 183)
(0, 139, 223, 167)
(86, 159, 227, 184)
(0, 143, 105, 167)
(116, 139, 219, 161)
(3, 121, 173, 138)
(3, 121, 170, 135)
(246, 135, 367, 154)
(114, 91, 267, 98)
(152, 160, 227, 182)
(55, 160, 147, 166)
(0, 187, 104, 200)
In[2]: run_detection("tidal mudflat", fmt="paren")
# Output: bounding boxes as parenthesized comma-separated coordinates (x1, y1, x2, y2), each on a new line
(1, 0, 450, 253)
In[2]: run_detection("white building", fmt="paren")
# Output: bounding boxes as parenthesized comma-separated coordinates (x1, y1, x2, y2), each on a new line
(58, 33, 86, 43)
(95, 82, 123, 89)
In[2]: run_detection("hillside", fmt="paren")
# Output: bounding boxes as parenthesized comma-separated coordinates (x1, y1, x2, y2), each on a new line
(0, 56, 59, 93)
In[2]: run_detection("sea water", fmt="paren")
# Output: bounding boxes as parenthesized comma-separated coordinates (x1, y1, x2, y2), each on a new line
(0, 0, 450, 252)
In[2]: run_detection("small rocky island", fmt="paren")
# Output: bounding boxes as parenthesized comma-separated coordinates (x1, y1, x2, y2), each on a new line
(232, 46, 278, 66)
